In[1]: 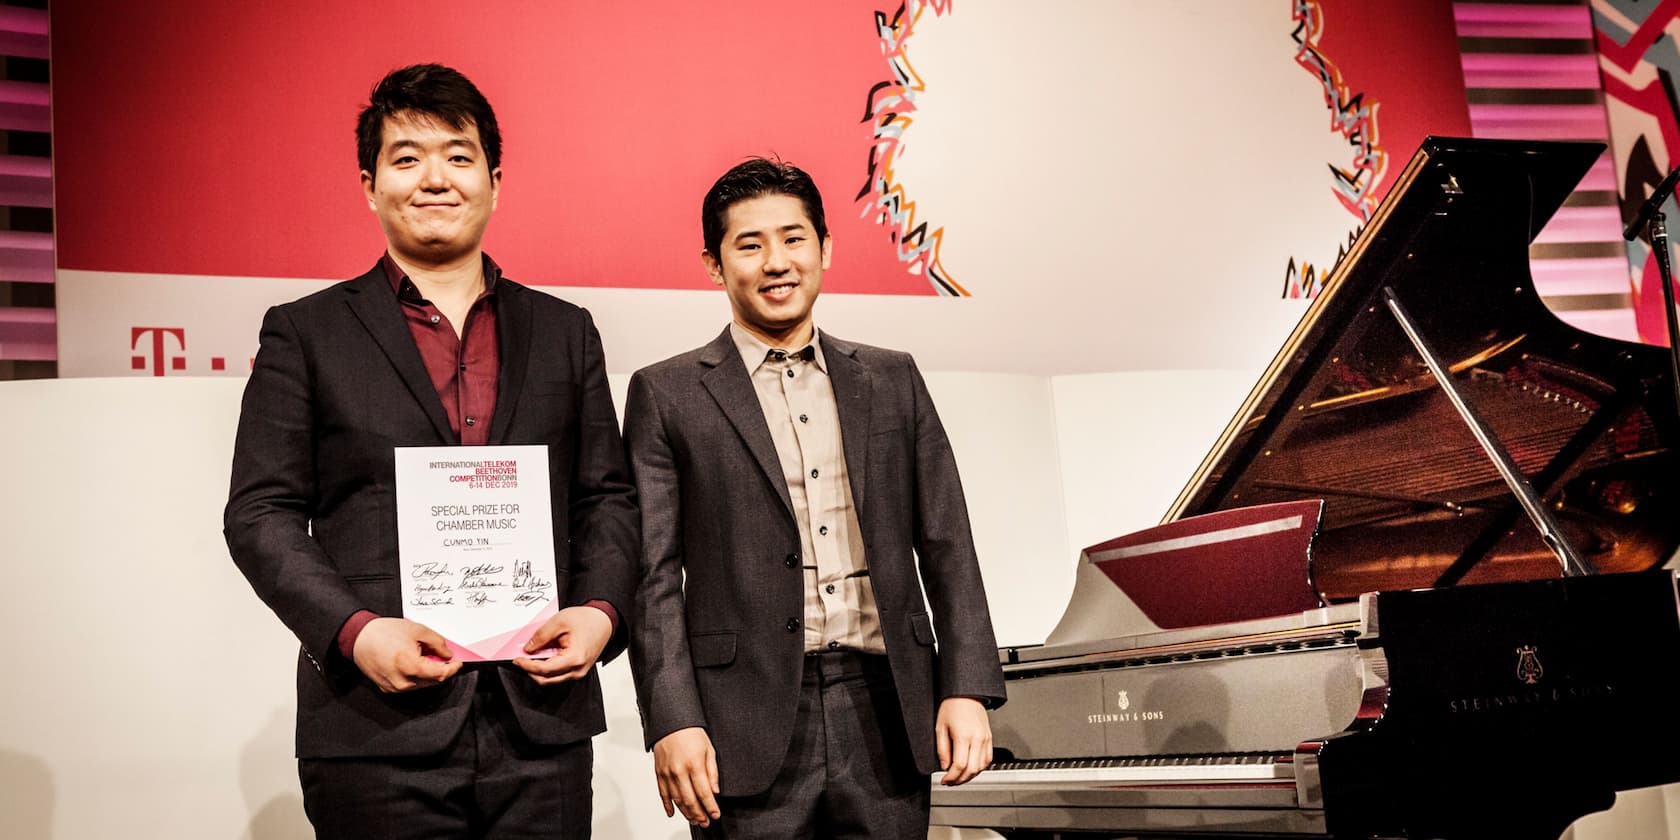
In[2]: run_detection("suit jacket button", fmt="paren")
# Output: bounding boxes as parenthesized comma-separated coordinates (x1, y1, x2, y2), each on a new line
(785, 553, 800, 568)
(786, 618, 801, 632)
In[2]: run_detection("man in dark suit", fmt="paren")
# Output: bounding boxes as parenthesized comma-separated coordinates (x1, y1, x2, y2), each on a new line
(223, 64, 636, 838)
(625, 158, 1006, 838)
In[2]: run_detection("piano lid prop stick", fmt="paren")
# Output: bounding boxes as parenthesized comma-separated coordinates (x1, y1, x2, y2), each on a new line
(1380, 286, 1596, 578)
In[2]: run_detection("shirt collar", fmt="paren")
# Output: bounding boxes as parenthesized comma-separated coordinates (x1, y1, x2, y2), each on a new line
(729, 322, 827, 375)
(382, 252, 502, 301)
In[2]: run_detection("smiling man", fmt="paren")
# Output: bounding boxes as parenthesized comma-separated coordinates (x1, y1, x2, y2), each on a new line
(625, 158, 1007, 838)
(224, 64, 636, 838)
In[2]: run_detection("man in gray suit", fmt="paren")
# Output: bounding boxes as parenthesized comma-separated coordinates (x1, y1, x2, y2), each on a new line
(625, 158, 1006, 838)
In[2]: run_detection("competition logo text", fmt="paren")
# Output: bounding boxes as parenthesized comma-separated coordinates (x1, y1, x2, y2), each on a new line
(434, 459, 521, 490)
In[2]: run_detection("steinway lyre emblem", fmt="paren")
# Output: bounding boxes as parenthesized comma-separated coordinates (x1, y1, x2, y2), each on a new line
(1515, 645, 1544, 685)
(1117, 690, 1130, 711)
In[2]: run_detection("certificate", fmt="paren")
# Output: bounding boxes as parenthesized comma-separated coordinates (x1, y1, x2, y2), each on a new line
(393, 445, 558, 661)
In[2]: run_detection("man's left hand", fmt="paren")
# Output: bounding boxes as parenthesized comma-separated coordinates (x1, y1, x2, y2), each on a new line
(513, 605, 613, 685)
(935, 696, 993, 786)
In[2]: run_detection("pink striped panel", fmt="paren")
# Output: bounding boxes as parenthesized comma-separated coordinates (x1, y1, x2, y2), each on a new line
(1469, 103, 1610, 139)
(1530, 257, 1634, 296)
(1534, 204, 1624, 243)
(0, 231, 53, 284)
(1579, 154, 1617, 191)
(0, 306, 55, 361)
(0, 153, 51, 207)
(1454, 3, 1593, 39)
(1460, 53, 1601, 88)
(0, 7, 48, 60)
(0, 7, 52, 362)
(0, 80, 49, 133)
(1553, 308, 1638, 342)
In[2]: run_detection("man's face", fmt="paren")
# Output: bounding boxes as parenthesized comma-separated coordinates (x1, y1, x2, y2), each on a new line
(705, 193, 831, 344)
(361, 112, 500, 265)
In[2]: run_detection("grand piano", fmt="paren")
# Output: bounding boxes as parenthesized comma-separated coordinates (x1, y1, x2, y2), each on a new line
(930, 137, 1680, 839)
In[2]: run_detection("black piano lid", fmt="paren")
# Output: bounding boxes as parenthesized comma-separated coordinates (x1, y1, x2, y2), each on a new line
(1164, 137, 1680, 599)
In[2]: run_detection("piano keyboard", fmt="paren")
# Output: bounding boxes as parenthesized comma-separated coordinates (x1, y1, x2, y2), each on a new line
(948, 753, 1294, 786)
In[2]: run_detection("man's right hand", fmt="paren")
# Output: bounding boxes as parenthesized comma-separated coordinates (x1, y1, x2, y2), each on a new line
(653, 726, 721, 827)
(351, 617, 462, 692)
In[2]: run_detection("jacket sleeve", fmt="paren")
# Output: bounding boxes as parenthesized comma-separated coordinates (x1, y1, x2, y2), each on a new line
(563, 309, 641, 665)
(223, 305, 364, 671)
(906, 357, 1008, 708)
(624, 370, 711, 748)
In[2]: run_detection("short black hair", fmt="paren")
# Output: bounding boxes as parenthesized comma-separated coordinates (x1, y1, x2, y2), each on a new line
(701, 157, 829, 257)
(356, 64, 501, 178)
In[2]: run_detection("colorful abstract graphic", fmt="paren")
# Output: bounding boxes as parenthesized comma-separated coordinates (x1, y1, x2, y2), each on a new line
(1594, 0, 1680, 344)
(1284, 0, 1389, 299)
(857, 0, 966, 296)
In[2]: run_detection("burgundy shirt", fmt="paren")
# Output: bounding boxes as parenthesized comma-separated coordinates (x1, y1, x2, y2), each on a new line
(335, 254, 617, 660)
(386, 253, 501, 445)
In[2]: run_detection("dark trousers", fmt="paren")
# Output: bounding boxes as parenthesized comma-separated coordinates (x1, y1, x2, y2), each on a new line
(298, 670, 593, 839)
(698, 651, 930, 840)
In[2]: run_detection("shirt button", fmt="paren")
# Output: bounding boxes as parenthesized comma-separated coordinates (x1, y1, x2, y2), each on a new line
(786, 618, 801, 632)
(825, 583, 836, 594)
(430, 315, 441, 324)
(785, 553, 800, 568)
(786, 369, 796, 378)
(810, 468, 819, 479)
(828, 640, 840, 650)
(799, 414, 808, 424)
(464, 417, 475, 427)
(459, 363, 467, 372)
(819, 525, 829, 536)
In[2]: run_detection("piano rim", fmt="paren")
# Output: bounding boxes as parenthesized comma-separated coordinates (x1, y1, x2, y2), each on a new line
(1002, 602, 1364, 676)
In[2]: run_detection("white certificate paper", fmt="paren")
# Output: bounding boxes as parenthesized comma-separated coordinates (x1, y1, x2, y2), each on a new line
(394, 445, 558, 661)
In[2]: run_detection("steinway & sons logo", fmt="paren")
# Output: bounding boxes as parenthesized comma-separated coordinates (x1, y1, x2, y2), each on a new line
(1087, 688, 1164, 725)
(1515, 645, 1543, 685)
(1446, 643, 1613, 713)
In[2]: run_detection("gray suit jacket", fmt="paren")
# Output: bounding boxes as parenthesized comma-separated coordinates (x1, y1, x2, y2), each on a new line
(625, 327, 1006, 796)
(223, 263, 639, 759)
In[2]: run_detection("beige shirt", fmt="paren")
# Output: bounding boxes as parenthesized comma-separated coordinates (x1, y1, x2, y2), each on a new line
(731, 323, 885, 654)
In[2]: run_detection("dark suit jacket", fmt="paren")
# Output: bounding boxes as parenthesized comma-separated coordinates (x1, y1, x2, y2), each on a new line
(625, 328, 1006, 797)
(224, 262, 638, 759)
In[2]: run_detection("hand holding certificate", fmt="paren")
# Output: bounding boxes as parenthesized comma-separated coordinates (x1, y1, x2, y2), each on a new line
(352, 616, 463, 692)
(394, 445, 561, 662)
(513, 604, 614, 685)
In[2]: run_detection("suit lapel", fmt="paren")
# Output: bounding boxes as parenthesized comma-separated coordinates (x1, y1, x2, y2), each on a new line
(488, 280, 532, 445)
(822, 333, 872, 521)
(699, 328, 795, 518)
(345, 266, 454, 443)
